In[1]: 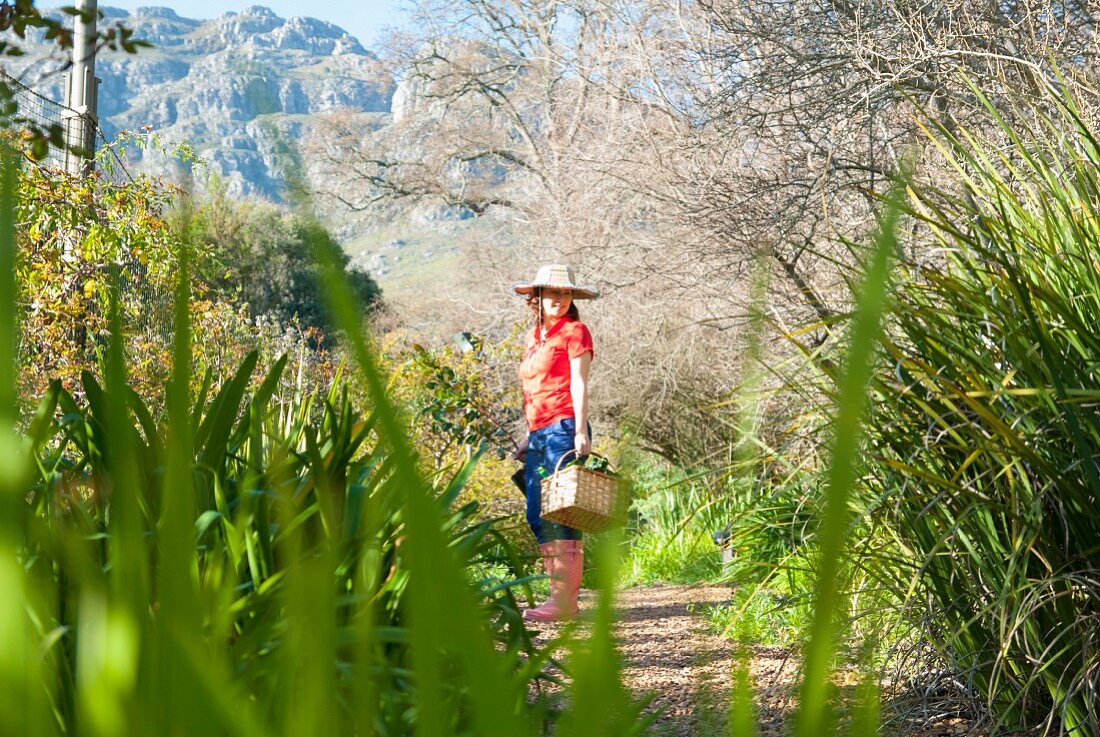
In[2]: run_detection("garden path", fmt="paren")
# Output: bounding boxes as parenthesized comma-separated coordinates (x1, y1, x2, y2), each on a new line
(606, 585, 797, 736)
(531, 584, 993, 737)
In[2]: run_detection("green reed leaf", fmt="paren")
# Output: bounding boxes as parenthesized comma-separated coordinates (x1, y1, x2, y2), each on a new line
(794, 187, 901, 737)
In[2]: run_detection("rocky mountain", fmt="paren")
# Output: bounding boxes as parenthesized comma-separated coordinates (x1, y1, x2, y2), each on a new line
(8, 5, 394, 201)
(3, 5, 494, 307)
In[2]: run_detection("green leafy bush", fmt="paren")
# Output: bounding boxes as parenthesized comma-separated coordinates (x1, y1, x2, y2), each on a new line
(385, 336, 533, 558)
(14, 134, 346, 408)
(17, 147, 184, 395)
(183, 189, 381, 339)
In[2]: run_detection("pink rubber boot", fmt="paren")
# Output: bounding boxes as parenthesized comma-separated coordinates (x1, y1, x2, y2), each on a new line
(523, 539, 583, 622)
(524, 540, 565, 622)
(557, 539, 583, 619)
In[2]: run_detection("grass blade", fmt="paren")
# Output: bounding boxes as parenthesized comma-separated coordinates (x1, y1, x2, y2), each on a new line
(794, 188, 900, 737)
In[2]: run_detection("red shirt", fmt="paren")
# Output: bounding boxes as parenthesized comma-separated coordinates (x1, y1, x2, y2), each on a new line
(519, 316, 594, 431)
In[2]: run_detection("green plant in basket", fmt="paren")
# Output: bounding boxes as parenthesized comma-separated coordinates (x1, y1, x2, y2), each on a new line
(563, 454, 617, 476)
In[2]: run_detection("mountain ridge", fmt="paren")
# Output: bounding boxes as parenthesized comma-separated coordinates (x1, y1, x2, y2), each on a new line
(7, 5, 395, 202)
(4, 5, 487, 304)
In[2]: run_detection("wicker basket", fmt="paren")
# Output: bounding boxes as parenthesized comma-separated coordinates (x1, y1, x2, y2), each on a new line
(541, 451, 621, 533)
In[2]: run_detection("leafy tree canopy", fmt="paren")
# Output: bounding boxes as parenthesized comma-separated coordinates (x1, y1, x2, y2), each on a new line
(182, 189, 382, 341)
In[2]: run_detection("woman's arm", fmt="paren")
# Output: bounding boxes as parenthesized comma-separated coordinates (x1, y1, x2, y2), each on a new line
(570, 351, 592, 456)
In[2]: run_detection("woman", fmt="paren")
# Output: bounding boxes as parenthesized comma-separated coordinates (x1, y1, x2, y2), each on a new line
(512, 263, 598, 622)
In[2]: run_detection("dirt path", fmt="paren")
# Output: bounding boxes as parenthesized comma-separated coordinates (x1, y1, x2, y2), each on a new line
(529, 585, 988, 737)
(529, 585, 800, 736)
(610, 585, 799, 736)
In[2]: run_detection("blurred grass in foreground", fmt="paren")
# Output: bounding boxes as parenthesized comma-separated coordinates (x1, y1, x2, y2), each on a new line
(0, 130, 906, 736)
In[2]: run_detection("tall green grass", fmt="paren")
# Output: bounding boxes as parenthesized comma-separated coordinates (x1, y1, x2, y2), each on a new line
(620, 464, 740, 585)
(861, 81, 1100, 734)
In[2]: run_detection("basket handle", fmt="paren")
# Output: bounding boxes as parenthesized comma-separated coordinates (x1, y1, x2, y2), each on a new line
(550, 450, 613, 476)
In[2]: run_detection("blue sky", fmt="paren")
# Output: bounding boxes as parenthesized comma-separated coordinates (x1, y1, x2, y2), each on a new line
(99, 1, 409, 48)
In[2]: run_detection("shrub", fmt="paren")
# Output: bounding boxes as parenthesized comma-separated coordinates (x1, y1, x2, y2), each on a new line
(183, 188, 381, 339)
(862, 84, 1100, 734)
(17, 152, 183, 396)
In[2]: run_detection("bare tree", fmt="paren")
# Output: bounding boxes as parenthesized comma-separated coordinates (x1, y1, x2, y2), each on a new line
(309, 0, 1100, 463)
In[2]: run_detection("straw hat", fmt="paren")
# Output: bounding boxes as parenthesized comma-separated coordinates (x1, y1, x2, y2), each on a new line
(512, 264, 600, 299)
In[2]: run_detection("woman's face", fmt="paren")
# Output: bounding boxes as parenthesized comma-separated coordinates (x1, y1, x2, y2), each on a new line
(540, 287, 573, 322)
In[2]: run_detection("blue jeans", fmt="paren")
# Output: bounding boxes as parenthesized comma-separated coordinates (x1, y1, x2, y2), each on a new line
(525, 417, 587, 544)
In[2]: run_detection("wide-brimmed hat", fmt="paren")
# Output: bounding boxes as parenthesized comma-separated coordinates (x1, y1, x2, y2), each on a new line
(512, 264, 599, 299)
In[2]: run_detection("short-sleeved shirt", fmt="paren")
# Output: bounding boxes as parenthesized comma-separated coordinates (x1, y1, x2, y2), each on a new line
(519, 316, 594, 432)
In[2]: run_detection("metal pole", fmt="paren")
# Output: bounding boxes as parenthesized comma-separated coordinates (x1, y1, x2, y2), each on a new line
(64, 0, 98, 176)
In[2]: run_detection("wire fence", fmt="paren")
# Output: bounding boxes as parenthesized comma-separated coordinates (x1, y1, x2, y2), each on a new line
(1, 68, 132, 183)
(1, 68, 175, 372)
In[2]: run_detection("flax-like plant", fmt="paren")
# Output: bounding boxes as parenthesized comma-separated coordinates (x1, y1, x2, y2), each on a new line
(4, 146, 597, 734)
(862, 80, 1100, 734)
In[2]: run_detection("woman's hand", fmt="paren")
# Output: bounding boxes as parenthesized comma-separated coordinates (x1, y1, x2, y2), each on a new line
(513, 435, 530, 462)
(574, 431, 591, 457)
